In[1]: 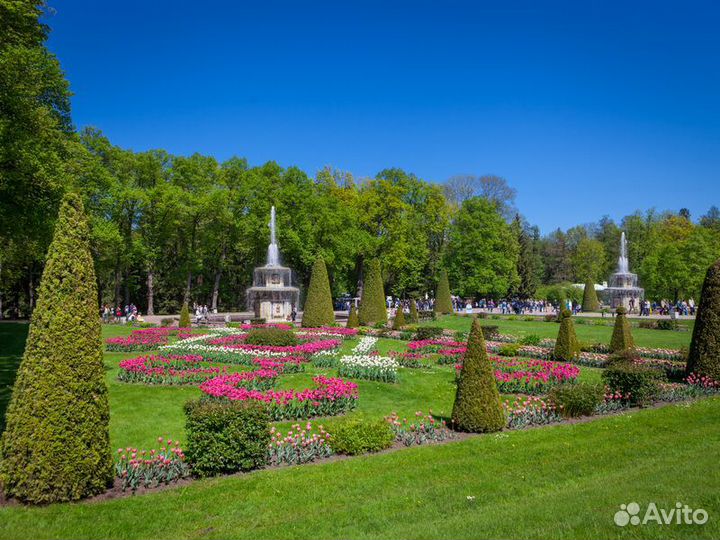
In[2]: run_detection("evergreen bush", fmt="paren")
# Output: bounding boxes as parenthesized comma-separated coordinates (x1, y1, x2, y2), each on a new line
(358, 259, 387, 325)
(610, 306, 635, 353)
(346, 305, 359, 328)
(451, 318, 505, 433)
(179, 302, 191, 328)
(301, 257, 335, 328)
(687, 259, 720, 380)
(392, 308, 406, 330)
(434, 270, 453, 315)
(409, 299, 419, 323)
(329, 419, 394, 455)
(0, 193, 112, 503)
(548, 383, 604, 417)
(581, 279, 600, 312)
(553, 309, 580, 362)
(603, 363, 665, 406)
(245, 327, 298, 347)
(184, 400, 270, 477)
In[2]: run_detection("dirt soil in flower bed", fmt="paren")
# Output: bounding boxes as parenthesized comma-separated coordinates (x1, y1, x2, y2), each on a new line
(0, 400, 680, 507)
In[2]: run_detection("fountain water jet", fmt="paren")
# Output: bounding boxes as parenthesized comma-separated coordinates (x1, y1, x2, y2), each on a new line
(246, 206, 300, 322)
(603, 232, 644, 312)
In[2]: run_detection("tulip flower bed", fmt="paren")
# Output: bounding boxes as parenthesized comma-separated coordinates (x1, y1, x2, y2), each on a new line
(503, 396, 562, 429)
(385, 411, 455, 446)
(267, 422, 333, 466)
(298, 327, 359, 339)
(338, 355, 399, 383)
(657, 373, 720, 401)
(117, 355, 228, 385)
(407, 339, 465, 353)
(211, 339, 342, 356)
(311, 350, 339, 368)
(199, 375, 358, 420)
(252, 356, 305, 374)
(114, 437, 190, 492)
(389, 352, 429, 368)
(352, 336, 379, 355)
(455, 357, 580, 394)
(106, 328, 169, 351)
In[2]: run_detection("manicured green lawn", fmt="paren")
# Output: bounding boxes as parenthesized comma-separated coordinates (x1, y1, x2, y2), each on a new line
(424, 315, 694, 349)
(1, 398, 718, 539)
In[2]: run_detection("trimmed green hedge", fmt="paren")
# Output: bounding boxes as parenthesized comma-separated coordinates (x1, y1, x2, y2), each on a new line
(687, 259, 720, 380)
(554, 309, 579, 362)
(549, 383, 604, 417)
(610, 306, 635, 353)
(581, 279, 600, 312)
(184, 400, 270, 477)
(603, 363, 665, 406)
(245, 327, 298, 347)
(434, 270, 453, 315)
(329, 419, 394, 455)
(346, 305, 359, 328)
(179, 302, 191, 328)
(359, 259, 387, 325)
(302, 257, 335, 327)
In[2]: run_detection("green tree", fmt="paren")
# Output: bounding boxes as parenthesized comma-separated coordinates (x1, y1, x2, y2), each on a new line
(302, 257, 335, 327)
(358, 259, 387, 325)
(512, 215, 539, 299)
(554, 309, 580, 361)
(571, 238, 606, 283)
(582, 279, 600, 312)
(610, 307, 635, 353)
(451, 318, 505, 433)
(686, 259, 720, 380)
(346, 304, 359, 328)
(445, 197, 519, 298)
(434, 269, 453, 314)
(0, 193, 112, 503)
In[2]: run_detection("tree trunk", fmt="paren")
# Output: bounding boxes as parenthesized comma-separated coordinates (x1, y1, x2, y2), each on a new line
(146, 269, 155, 315)
(114, 260, 122, 307)
(211, 247, 226, 312)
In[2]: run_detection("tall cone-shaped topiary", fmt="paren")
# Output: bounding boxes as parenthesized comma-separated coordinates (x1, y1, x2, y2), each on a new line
(687, 259, 720, 380)
(179, 302, 191, 328)
(346, 304, 359, 328)
(0, 193, 112, 503)
(582, 279, 600, 312)
(554, 309, 580, 361)
(392, 307, 406, 330)
(302, 257, 335, 327)
(434, 269, 453, 315)
(610, 306, 635, 353)
(409, 299, 419, 323)
(359, 258, 387, 325)
(451, 318, 505, 433)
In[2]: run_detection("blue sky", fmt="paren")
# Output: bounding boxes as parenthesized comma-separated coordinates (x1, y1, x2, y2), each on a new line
(45, 1, 719, 233)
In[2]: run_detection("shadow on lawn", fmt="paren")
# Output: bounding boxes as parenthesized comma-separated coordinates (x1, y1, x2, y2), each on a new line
(0, 323, 28, 435)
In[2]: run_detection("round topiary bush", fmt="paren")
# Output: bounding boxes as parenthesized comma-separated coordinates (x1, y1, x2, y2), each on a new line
(548, 382, 605, 417)
(358, 259, 387, 325)
(610, 306, 635, 353)
(329, 418, 395, 455)
(554, 309, 580, 362)
(245, 327, 298, 347)
(451, 318, 505, 433)
(302, 257, 335, 328)
(686, 259, 720, 380)
(0, 193, 112, 503)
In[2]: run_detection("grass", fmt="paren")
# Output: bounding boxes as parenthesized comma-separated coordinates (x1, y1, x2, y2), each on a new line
(1, 398, 718, 539)
(423, 315, 693, 349)
(0, 323, 28, 433)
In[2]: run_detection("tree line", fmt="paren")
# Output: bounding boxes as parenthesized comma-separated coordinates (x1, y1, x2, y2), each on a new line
(2, 1, 719, 318)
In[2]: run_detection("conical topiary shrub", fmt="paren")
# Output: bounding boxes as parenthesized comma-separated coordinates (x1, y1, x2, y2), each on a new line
(0, 193, 112, 503)
(582, 279, 600, 312)
(686, 259, 720, 380)
(179, 302, 191, 328)
(302, 257, 335, 328)
(392, 307, 406, 330)
(451, 318, 505, 433)
(409, 299, 419, 323)
(346, 304, 359, 328)
(610, 306, 635, 353)
(358, 259, 387, 325)
(554, 309, 580, 361)
(434, 269, 453, 315)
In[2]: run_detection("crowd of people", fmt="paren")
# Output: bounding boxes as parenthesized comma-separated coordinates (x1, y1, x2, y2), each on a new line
(101, 304, 141, 323)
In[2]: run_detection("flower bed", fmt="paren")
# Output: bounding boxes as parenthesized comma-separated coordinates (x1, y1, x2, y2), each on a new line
(503, 396, 562, 429)
(117, 355, 227, 385)
(214, 339, 342, 356)
(353, 336, 379, 355)
(389, 352, 428, 368)
(252, 356, 305, 374)
(267, 423, 333, 465)
(199, 375, 358, 420)
(299, 327, 359, 338)
(407, 339, 464, 352)
(385, 411, 454, 446)
(311, 350, 339, 368)
(338, 355, 399, 383)
(115, 437, 190, 492)
(106, 328, 169, 351)
(455, 357, 580, 394)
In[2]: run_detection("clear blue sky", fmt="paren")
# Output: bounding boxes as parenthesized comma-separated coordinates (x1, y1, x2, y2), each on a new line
(45, 0, 720, 233)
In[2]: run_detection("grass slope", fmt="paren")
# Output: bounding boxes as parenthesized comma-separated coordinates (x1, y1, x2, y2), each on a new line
(0, 398, 718, 539)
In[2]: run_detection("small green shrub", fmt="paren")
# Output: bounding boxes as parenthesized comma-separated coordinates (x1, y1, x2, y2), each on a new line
(250, 318, 266, 324)
(548, 383, 604, 417)
(477, 312, 488, 319)
(179, 303, 191, 328)
(160, 317, 175, 327)
(498, 343, 521, 357)
(490, 314, 501, 320)
(480, 325, 499, 340)
(245, 327, 297, 347)
(638, 320, 657, 329)
(184, 400, 270, 477)
(554, 309, 580, 362)
(603, 363, 666, 406)
(655, 319, 678, 331)
(610, 307, 635, 353)
(329, 419, 394, 455)
(434, 270, 453, 315)
(454, 330, 468, 342)
(523, 316, 535, 322)
(519, 334, 541, 346)
(578, 341, 594, 352)
(399, 331, 413, 340)
(544, 314, 558, 323)
(392, 308, 406, 330)
(414, 326, 444, 340)
(346, 305, 359, 328)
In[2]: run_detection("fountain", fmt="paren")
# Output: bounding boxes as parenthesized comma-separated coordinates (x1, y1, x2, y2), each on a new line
(603, 232, 644, 312)
(246, 206, 300, 322)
